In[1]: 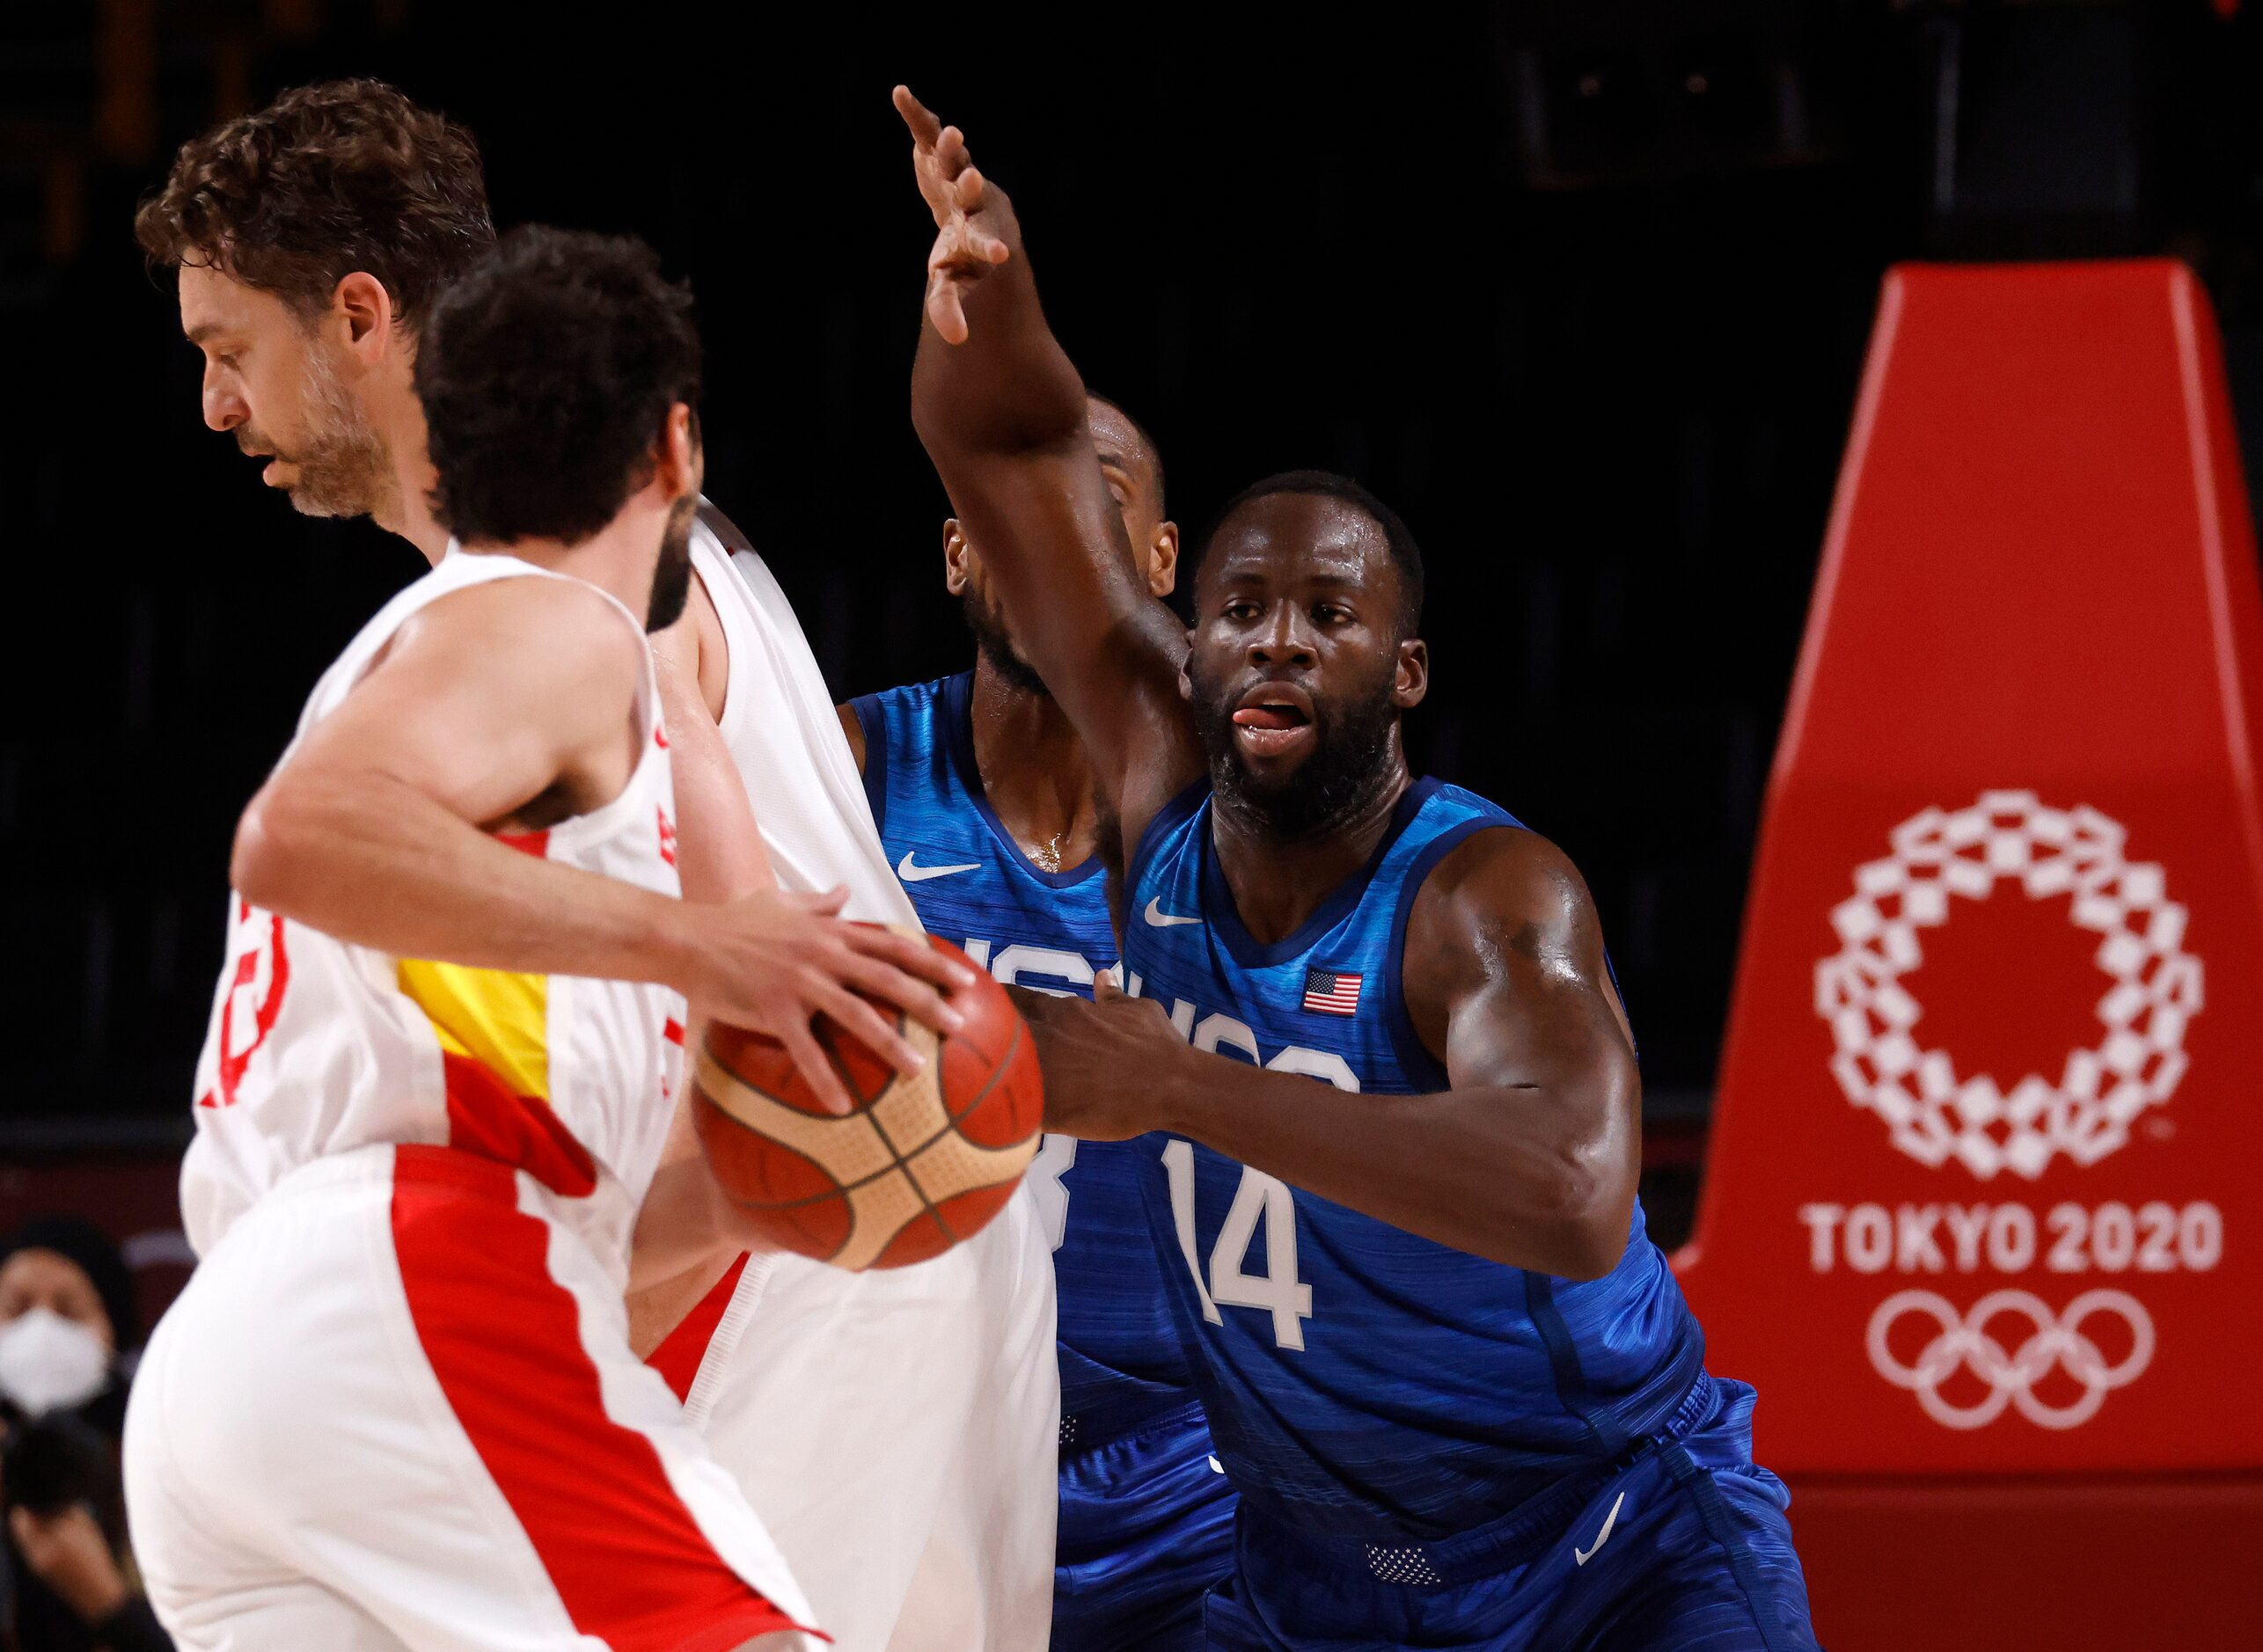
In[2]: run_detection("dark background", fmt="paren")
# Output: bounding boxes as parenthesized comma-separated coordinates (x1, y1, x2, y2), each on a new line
(4, 1, 2260, 1185)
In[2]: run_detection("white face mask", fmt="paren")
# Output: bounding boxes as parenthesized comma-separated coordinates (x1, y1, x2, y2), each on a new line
(0, 1306, 110, 1417)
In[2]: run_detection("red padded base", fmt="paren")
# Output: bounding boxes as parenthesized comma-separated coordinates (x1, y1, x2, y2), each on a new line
(1789, 1472, 2263, 1649)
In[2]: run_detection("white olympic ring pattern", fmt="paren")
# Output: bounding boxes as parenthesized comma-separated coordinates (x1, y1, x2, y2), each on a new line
(1815, 791, 2203, 1179)
(1866, 1288, 2155, 1431)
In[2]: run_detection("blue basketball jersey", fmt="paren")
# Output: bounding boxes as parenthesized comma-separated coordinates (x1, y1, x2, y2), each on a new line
(1122, 776, 1709, 1542)
(853, 672, 1201, 1444)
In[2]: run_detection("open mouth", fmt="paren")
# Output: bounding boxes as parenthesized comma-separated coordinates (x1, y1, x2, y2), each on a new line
(1230, 683, 1315, 759)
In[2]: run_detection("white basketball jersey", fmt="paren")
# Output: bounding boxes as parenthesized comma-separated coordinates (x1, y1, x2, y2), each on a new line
(682, 506, 1058, 1652)
(180, 550, 685, 1261)
(689, 510, 916, 927)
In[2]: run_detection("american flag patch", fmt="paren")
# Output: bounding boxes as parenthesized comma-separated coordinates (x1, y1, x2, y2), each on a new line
(1301, 968, 1363, 1016)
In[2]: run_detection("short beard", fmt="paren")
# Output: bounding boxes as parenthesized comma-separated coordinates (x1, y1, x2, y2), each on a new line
(264, 344, 393, 520)
(646, 494, 697, 632)
(960, 588, 1051, 698)
(1189, 674, 1402, 843)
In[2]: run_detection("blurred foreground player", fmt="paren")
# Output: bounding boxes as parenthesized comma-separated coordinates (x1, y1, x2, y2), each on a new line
(839, 399, 1239, 1647)
(898, 90, 1820, 1651)
(629, 489, 1060, 1652)
(136, 80, 1057, 1650)
(124, 227, 828, 1649)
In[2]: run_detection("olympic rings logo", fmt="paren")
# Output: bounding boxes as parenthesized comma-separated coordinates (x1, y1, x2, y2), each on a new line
(1867, 1289, 2155, 1431)
(1816, 792, 2203, 1179)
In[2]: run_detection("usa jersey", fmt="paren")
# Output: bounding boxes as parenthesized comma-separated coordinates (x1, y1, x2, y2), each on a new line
(853, 671, 1198, 1444)
(1123, 777, 1708, 1541)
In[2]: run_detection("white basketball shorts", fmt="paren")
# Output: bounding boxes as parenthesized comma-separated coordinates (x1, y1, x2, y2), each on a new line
(649, 1187, 1059, 1652)
(125, 1144, 819, 1652)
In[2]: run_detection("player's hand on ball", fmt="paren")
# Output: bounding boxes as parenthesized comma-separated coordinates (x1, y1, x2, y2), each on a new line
(1012, 976, 1183, 1141)
(681, 885, 976, 1115)
(894, 84, 1011, 345)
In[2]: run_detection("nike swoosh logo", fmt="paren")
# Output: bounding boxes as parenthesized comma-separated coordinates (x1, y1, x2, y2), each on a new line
(897, 852, 980, 883)
(1143, 897, 1202, 928)
(1574, 1491, 1625, 1567)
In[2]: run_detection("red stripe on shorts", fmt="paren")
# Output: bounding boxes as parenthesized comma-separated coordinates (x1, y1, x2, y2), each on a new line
(390, 1146, 810, 1650)
(648, 1252, 751, 1403)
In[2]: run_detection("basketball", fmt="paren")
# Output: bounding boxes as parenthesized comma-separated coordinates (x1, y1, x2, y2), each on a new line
(691, 929, 1044, 1269)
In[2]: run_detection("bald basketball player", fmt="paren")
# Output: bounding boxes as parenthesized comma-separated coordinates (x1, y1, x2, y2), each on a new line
(141, 78, 1057, 1652)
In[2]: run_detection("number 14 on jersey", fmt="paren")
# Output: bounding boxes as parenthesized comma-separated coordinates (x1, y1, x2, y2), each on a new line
(1163, 1140, 1314, 1351)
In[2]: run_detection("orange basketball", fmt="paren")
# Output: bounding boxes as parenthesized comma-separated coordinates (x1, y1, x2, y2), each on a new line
(691, 929, 1044, 1269)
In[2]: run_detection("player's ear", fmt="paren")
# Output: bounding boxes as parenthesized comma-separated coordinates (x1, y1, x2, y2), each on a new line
(1146, 521, 1181, 598)
(653, 403, 698, 500)
(333, 271, 393, 360)
(1394, 637, 1429, 709)
(943, 520, 973, 594)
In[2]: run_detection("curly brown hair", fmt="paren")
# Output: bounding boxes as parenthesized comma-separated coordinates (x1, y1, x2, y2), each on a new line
(418, 226, 701, 545)
(134, 78, 494, 333)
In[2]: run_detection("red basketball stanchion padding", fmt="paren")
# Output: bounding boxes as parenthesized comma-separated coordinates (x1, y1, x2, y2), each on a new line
(1675, 260, 2263, 1648)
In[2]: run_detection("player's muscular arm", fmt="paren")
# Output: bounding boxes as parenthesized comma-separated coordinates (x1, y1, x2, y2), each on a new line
(235, 577, 971, 1113)
(897, 87, 1199, 849)
(1025, 830, 1640, 1279)
(233, 579, 676, 967)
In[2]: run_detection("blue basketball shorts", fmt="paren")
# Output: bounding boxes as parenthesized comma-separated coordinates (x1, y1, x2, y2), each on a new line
(1201, 1378, 1818, 1651)
(1052, 1400, 1240, 1652)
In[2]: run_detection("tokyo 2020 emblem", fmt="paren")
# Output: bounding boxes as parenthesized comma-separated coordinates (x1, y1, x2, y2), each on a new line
(1815, 791, 2202, 1180)
(1813, 792, 2201, 1430)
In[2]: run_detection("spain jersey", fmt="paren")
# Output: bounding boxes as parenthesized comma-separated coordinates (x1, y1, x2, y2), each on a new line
(851, 671, 1211, 1446)
(180, 550, 685, 1261)
(649, 529, 1060, 1652)
(1123, 776, 1709, 1541)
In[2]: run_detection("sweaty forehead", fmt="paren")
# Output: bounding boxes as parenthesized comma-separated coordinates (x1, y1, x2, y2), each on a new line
(1086, 400, 1158, 493)
(1199, 492, 1394, 593)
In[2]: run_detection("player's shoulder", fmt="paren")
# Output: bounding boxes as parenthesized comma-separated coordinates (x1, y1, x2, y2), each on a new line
(661, 559, 732, 716)
(1403, 798, 1594, 961)
(394, 567, 648, 691)
(1395, 818, 1605, 1056)
(841, 672, 965, 778)
(853, 671, 965, 736)
(879, 670, 964, 710)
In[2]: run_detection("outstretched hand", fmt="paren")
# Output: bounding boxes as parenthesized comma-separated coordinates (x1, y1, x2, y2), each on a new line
(894, 84, 1011, 344)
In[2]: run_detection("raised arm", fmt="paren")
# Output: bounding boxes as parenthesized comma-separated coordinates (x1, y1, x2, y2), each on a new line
(897, 86, 1201, 855)
(1022, 827, 1640, 1279)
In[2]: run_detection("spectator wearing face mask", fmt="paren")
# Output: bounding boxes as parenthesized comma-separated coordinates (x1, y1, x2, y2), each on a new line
(0, 1218, 170, 1652)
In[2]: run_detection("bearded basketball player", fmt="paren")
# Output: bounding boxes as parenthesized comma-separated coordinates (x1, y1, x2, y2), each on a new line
(896, 88, 1820, 1652)
(125, 223, 839, 1650)
(138, 80, 1058, 1652)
